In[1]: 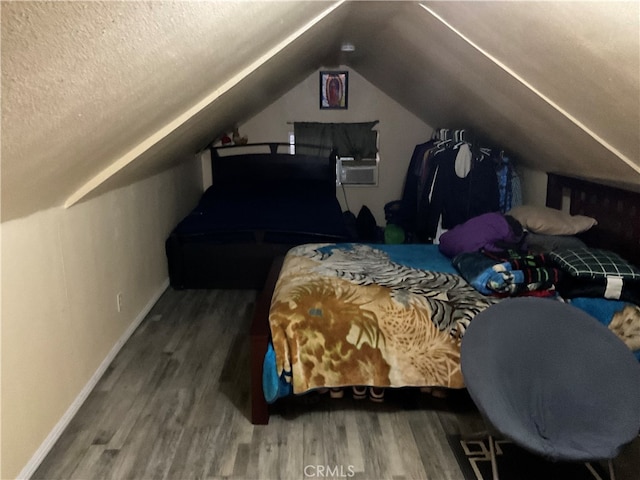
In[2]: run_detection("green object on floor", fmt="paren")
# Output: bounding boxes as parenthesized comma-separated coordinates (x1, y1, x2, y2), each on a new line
(384, 224, 405, 244)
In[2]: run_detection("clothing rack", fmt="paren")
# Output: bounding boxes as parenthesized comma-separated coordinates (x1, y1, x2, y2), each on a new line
(432, 128, 470, 143)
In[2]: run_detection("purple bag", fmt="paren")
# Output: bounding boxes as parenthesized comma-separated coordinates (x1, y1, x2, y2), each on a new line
(438, 213, 524, 258)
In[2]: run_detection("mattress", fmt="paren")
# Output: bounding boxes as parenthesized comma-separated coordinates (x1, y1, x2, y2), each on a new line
(171, 189, 349, 242)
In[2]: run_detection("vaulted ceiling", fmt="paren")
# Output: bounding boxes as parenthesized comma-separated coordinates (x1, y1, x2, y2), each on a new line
(2, 1, 639, 222)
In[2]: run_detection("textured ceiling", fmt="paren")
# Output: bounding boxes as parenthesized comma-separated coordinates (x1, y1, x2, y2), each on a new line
(2, 1, 639, 222)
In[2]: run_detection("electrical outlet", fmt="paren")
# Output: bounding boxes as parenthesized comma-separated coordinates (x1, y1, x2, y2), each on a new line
(116, 292, 123, 313)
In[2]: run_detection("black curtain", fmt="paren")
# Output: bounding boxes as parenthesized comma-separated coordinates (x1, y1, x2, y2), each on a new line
(294, 121, 379, 159)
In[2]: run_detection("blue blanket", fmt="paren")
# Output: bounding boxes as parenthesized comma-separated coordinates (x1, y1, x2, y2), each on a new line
(569, 297, 640, 361)
(453, 251, 560, 296)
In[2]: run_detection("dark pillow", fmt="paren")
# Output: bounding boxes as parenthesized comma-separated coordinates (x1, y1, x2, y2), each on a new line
(550, 248, 640, 303)
(550, 248, 640, 280)
(525, 233, 587, 253)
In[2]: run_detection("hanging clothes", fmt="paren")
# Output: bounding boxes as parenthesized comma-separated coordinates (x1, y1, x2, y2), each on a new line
(511, 167, 523, 209)
(423, 147, 467, 237)
(390, 129, 513, 243)
(495, 153, 522, 213)
(386, 140, 436, 234)
(469, 155, 501, 219)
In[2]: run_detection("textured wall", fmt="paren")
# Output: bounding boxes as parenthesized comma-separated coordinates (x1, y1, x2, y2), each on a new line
(3, 1, 638, 222)
(1, 1, 340, 221)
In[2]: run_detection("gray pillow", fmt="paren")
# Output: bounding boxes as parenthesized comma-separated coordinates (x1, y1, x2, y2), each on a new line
(507, 205, 597, 235)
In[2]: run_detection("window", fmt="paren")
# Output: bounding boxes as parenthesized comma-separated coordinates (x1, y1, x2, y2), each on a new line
(292, 121, 379, 160)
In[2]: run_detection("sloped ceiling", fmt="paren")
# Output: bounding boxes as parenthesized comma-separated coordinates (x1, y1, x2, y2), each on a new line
(2, 1, 638, 222)
(348, 1, 640, 183)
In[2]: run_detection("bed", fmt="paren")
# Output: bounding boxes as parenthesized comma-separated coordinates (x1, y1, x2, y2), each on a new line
(165, 143, 351, 289)
(250, 172, 640, 424)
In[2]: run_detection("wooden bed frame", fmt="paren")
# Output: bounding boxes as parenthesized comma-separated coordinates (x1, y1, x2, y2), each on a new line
(546, 172, 640, 268)
(249, 172, 640, 424)
(250, 255, 284, 424)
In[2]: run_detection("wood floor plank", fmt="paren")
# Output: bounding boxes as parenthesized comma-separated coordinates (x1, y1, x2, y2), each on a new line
(320, 406, 350, 474)
(164, 426, 215, 480)
(109, 428, 159, 480)
(90, 448, 121, 480)
(230, 442, 251, 479)
(356, 410, 390, 480)
(386, 411, 429, 480)
(141, 428, 185, 480)
(378, 411, 410, 478)
(32, 287, 640, 480)
(243, 426, 265, 480)
(205, 398, 247, 477)
(30, 429, 95, 480)
(257, 420, 283, 479)
(343, 407, 366, 474)
(68, 444, 108, 479)
(409, 414, 462, 480)
(278, 416, 305, 479)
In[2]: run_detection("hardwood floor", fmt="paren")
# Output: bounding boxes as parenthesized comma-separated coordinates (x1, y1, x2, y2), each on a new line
(33, 287, 640, 480)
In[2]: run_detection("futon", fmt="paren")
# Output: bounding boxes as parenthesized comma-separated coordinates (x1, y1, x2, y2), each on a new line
(165, 143, 351, 289)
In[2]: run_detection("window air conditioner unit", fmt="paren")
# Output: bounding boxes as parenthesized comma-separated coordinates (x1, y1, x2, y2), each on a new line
(337, 157, 378, 186)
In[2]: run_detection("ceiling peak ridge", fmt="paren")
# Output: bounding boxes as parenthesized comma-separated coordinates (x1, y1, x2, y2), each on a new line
(64, 1, 348, 209)
(419, 3, 640, 175)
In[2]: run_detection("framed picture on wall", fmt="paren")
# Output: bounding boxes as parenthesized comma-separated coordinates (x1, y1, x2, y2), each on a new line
(320, 71, 348, 109)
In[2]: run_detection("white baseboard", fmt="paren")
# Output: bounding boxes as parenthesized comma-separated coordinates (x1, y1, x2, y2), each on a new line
(17, 279, 170, 480)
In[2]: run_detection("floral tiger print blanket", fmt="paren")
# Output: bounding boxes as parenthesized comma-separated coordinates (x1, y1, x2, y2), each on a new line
(268, 243, 499, 394)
